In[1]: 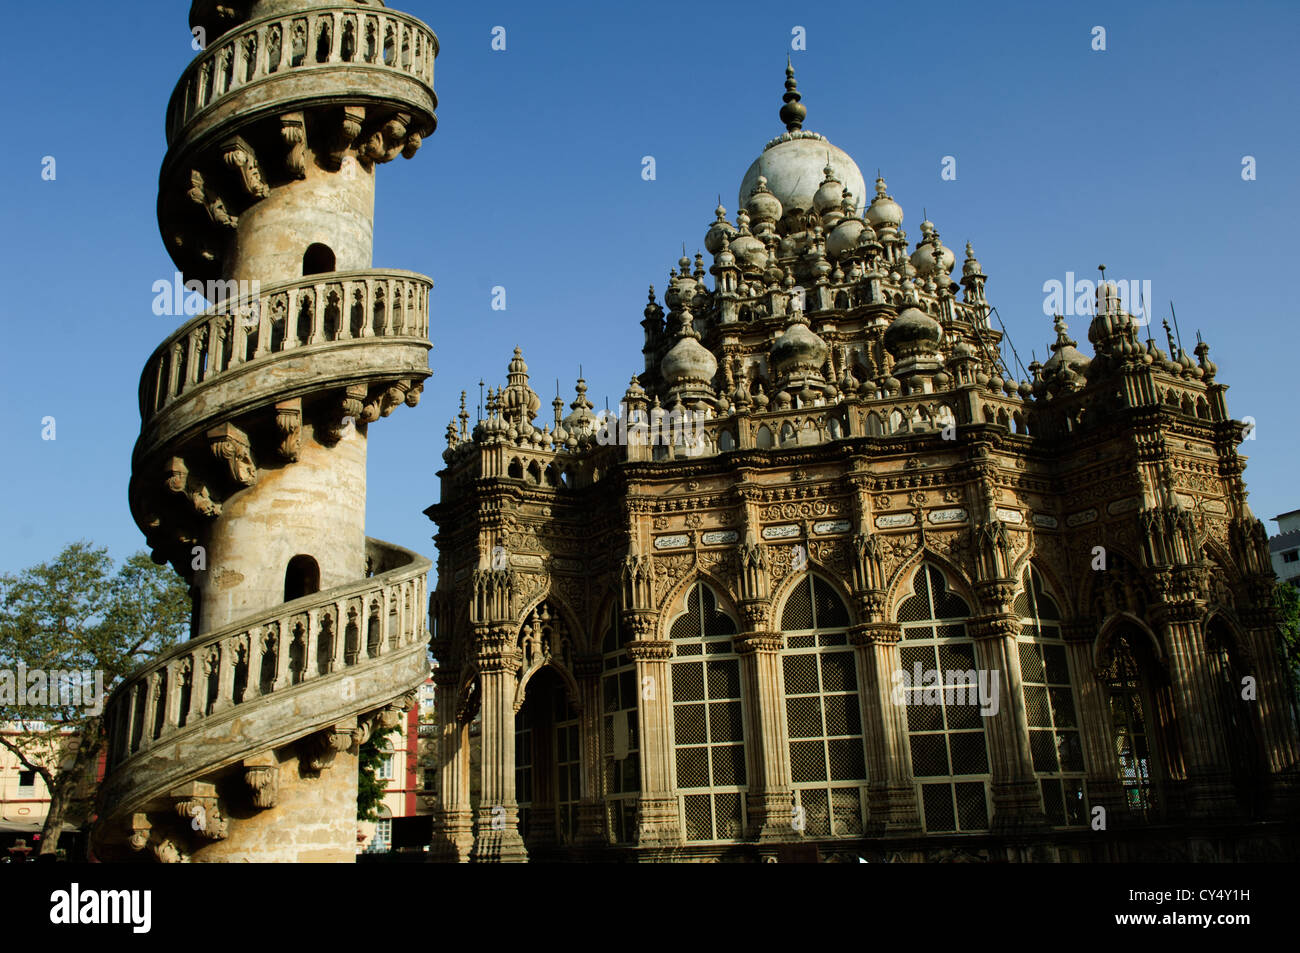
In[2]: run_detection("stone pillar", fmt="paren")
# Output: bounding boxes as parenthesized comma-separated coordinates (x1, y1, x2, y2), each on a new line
(1239, 607, 1300, 814)
(627, 638, 682, 850)
(971, 611, 1047, 832)
(573, 654, 607, 847)
(1062, 620, 1126, 826)
(735, 632, 794, 841)
(429, 669, 473, 862)
(1156, 603, 1237, 818)
(851, 621, 921, 833)
(470, 631, 528, 862)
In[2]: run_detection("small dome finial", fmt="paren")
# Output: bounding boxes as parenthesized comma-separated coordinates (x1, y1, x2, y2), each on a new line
(780, 59, 807, 132)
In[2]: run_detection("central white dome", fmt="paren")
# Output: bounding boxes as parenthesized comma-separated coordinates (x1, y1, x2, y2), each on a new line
(740, 134, 866, 220)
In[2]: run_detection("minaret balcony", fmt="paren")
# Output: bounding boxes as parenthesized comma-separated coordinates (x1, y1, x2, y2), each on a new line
(166, 6, 437, 151)
(138, 269, 432, 462)
(98, 536, 430, 834)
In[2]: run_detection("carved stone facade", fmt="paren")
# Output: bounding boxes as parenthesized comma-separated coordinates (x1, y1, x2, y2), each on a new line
(426, 70, 1300, 862)
(94, 0, 438, 863)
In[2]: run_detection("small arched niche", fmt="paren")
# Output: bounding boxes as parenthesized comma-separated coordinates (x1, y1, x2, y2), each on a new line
(284, 554, 321, 602)
(302, 243, 336, 276)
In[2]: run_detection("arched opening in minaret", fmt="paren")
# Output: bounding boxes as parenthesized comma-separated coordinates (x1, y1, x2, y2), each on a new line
(284, 554, 321, 602)
(303, 243, 336, 276)
(515, 666, 580, 851)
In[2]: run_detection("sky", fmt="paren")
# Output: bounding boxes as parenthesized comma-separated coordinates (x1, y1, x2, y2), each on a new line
(1, 0, 1298, 579)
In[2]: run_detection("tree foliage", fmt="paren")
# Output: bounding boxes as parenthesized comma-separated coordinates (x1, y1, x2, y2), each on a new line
(357, 733, 392, 822)
(1274, 581, 1300, 709)
(0, 542, 189, 856)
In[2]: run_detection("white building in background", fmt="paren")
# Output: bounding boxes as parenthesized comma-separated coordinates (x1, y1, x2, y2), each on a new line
(1270, 510, 1300, 587)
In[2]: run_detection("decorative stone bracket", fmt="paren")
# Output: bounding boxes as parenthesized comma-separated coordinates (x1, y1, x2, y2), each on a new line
(242, 751, 279, 809)
(301, 720, 360, 771)
(170, 781, 228, 841)
(207, 421, 258, 487)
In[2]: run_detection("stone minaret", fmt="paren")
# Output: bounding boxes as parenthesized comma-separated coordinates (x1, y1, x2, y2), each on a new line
(96, 0, 439, 863)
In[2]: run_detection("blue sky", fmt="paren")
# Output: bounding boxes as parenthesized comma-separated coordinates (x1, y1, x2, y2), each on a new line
(1, 0, 1297, 576)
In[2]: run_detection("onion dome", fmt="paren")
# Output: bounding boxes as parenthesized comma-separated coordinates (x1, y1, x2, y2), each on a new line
(746, 175, 784, 229)
(562, 377, 597, 437)
(1042, 316, 1090, 380)
(499, 346, 541, 425)
(814, 163, 845, 222)
(771, 310, 830, 378)
(826, 210, 865, 259)
(623, 374, 648, 405)
(1194, 340, 1218, 380)
(865, 176, 903, 234)
(961, 241, 983, 278)
(728, 209, 767, 272)
(704, 202, 738, 255)
(661, 307, 719, 387)
(738, 64, 867, 218)
(714, 236, 736, 270)
(911, 220, 956, 276)
(884, 307, 943, 364)
(856, 222, 882, 254)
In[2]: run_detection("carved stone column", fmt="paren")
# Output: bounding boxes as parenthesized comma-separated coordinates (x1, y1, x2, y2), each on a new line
(971, 604, 1047, 833)
(470, 631, 528, 863)
(428, 667, 473, 861)
(573, 653, 607, 847)
(1061, 619, 1126, 827)
(627, 636, 682, 851)
(850, 621, 921, 833)
(1154, 599, 1237, 819)
(735, 631, 794, 841)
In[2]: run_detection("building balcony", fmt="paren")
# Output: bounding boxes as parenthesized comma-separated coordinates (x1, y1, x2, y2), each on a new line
(137, 269, 432, 465)
(97, 536, 431, 838)
(165, 5, 437, 153)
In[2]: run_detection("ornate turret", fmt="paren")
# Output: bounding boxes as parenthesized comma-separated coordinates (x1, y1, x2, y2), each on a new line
(100, 0, 438, 864)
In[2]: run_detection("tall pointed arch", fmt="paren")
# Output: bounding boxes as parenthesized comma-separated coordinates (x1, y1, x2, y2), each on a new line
(1013, 565, 1087, 827)
(667, 581, 746, 842)
(778, 572, 865, 837)
(599, 600, 639, 844)
(895, 562, 990, 833)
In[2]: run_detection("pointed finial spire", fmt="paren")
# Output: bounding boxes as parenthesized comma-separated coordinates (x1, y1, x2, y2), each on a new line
(780, 59, 807, 132)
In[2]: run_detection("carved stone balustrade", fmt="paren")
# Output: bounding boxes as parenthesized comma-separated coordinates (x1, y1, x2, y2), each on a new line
(137, 270, 431, 463)
(98, 536, 430, 828)
(166, 5, 438, 147)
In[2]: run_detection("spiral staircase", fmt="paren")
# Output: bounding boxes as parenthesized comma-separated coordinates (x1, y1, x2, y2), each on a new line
(94, 0, 439, 862)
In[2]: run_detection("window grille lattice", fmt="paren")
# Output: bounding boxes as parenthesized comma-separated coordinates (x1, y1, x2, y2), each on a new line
(1103, 635, 1155, 816)
(670, 583, 746, 842)
(898, 564, 990, 833)
(781, 575, 867, 837)
(1016, 567, 1087, 827)
(602, 612, 640, 844)
(515, 717, 533, 841)
(554, 695, 581, 843)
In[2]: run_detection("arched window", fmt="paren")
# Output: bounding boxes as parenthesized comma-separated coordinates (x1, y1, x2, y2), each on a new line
(601, 608, 639, 844)
(1100, 633, 1157, 818)
(1014, 567, 1086, 827)
(896, 564, 990, 833)
(780, 574, 864, 837)
(284, 554, 320, 602)
(669, 582, 744, 842)
(302, 243, 335, 276)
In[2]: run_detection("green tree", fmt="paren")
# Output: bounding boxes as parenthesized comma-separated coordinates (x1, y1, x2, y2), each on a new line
(357, 733, 393, 822)
(0, 543, 189, 857)
(1274, 581, 1300, 709)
